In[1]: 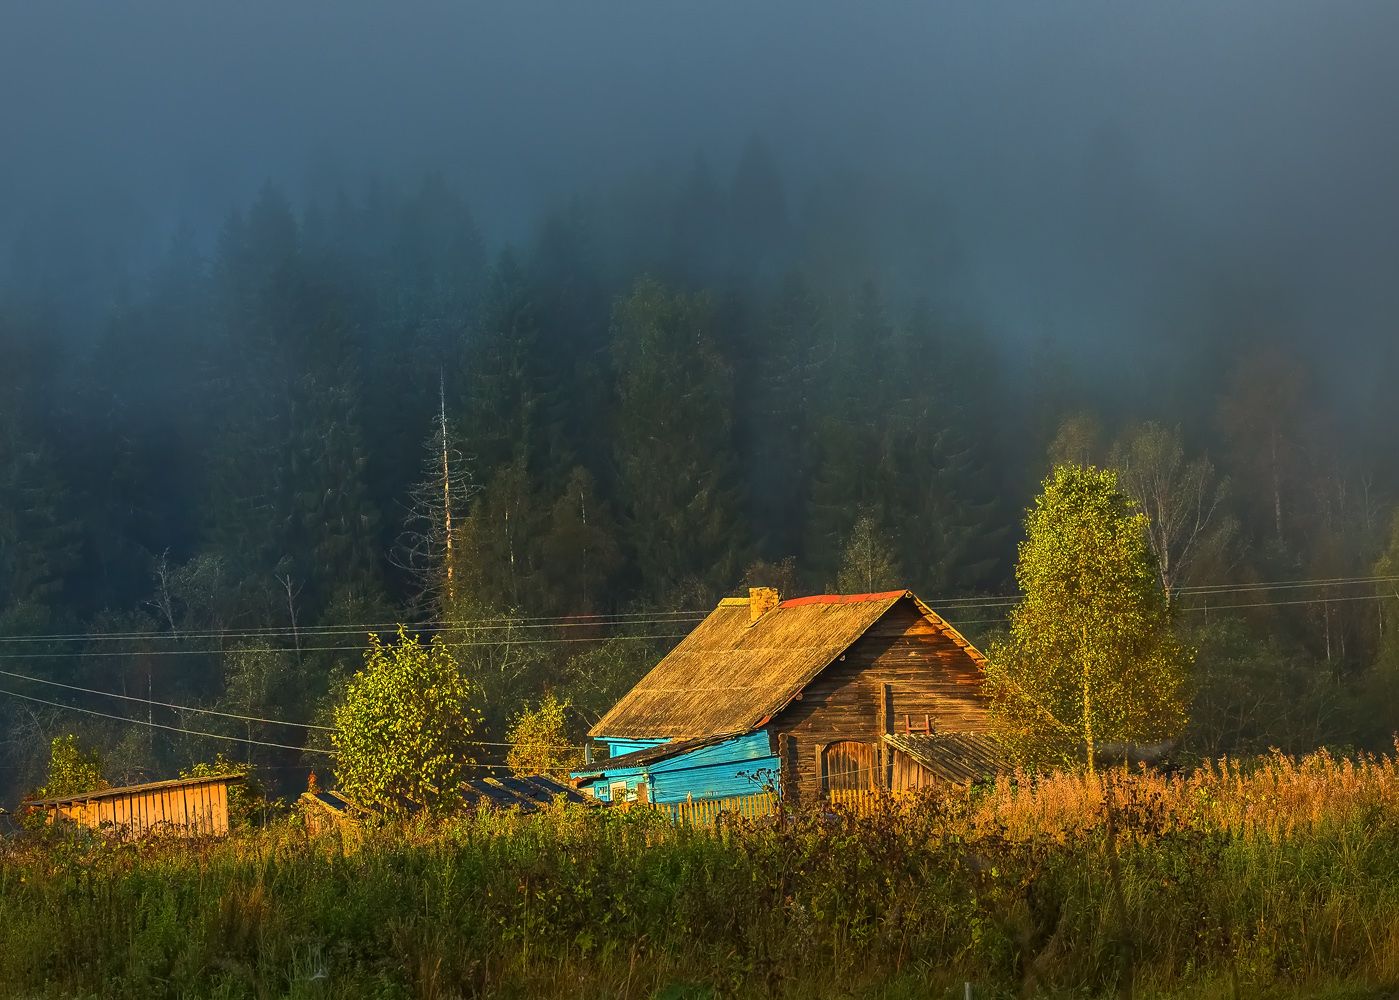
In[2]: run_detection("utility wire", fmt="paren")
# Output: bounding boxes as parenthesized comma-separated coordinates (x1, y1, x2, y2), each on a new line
(0, 611, 710, 645)
(3, 573, 1395, 646)
(1176, 592, 1396, 613)
(0, 669, 588, 751)
(0, 585, 1393, 659)
(0, 631, 690, 659)
(0, 686, 335, 755)
(0, 668, 335, 731)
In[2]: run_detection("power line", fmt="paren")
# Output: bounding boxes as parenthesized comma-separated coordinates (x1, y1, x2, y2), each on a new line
(0, 669, 588, 751)
(0, 686, 588, 755)
(0, 611, 711, 645)
(0, 582, 1392, 660)
(4, 573, 1395, 647)
(1176, 592, 1397, 613)
(0, 631, 690, 660)
(1174, 574, 1399, 595)
(0, 686, 334, 755)
(0, 668, 335, 731)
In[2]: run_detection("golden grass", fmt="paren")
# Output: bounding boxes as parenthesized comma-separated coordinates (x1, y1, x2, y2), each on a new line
(959, 742, 1399, 841)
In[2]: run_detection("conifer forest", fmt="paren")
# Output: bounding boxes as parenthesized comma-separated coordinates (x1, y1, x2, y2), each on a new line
(4, 145, 1399, 799)
(6, 7, 1399, 998)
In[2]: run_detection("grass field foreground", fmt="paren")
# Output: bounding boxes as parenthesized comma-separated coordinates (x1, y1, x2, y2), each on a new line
(2, 748, 1398, 999)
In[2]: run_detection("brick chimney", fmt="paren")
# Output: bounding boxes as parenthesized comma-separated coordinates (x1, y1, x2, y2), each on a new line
(749, 586, 779, 624)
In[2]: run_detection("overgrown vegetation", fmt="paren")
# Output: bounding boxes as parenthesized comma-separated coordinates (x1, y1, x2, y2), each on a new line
(36, 733, 106, 799)
(2, 749, 1397, 999)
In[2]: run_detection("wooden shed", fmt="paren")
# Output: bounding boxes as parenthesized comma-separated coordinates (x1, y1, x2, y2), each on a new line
(574, 589, 1009, 807)
(23, 773, 243, 838)
(300, 789, 372, 836)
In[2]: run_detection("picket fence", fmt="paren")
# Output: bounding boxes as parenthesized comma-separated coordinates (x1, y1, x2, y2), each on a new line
(825, 787, 920, 817)
(648, 792, 779, 826)
(622, 789, 919, 826)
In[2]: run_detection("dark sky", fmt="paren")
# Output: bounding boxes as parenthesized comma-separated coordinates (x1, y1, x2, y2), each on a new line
(4, 2, 1398, 360)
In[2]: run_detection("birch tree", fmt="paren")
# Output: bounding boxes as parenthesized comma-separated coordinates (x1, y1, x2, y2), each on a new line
(1110, 423, 1234, 604)
(986, 465, 1191, 770)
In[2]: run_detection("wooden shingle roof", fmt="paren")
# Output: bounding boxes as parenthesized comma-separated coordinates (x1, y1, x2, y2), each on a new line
(23, 773, 245, 808)
(590, 590, 987, 740)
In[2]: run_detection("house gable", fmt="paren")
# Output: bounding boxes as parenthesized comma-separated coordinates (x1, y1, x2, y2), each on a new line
(589, 591, 910, 740)
(770, 599, 993, 805)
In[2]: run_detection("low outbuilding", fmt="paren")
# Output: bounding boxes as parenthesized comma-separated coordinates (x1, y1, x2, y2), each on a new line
(23, 773, 244, 838)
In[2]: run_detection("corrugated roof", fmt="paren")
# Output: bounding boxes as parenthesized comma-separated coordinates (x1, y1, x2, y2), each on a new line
(521, 775, 596, 804)
(301, 789, 366, 813)
(23, 773, 245, 808)
(592, 590, 985, 740)
(883, 732, 1009, 783)
(459, 775, 597, 811)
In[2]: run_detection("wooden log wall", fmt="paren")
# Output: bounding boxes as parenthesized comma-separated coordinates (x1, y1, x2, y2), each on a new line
(771, 600, 991, 807)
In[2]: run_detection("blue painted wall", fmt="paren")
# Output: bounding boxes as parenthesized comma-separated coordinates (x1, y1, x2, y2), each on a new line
(597, 738, 667, 758)
(575, 730, 780, 803)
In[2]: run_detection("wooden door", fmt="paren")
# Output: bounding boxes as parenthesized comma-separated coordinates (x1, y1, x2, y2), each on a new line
(821, 741, 875, 793)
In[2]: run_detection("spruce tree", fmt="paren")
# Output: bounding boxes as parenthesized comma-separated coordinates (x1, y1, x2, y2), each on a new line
(612, 278, 746, 603)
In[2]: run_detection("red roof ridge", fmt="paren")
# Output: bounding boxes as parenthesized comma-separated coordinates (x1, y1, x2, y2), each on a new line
(778, 590, 909, 608)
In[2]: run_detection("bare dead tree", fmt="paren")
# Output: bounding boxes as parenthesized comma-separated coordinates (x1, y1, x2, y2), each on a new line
(146, 549, 179, 635)
(1111, 423, 1234, 605)
(277, 573, 303, 661)
(391, 373, 478, 615)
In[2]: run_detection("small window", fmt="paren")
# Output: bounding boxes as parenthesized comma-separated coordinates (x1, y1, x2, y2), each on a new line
(822, 741, 875, 793)
(609, 780, 628, 803)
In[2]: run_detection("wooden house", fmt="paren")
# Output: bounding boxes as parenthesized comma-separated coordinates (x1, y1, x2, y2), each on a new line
(572, 589, 1008, 807)
(23, 773, 244, 838)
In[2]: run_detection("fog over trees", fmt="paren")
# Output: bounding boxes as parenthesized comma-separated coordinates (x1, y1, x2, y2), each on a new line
(2, 3, 1398, 798)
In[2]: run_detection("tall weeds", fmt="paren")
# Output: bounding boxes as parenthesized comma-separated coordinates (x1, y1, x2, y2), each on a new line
(1, 749, 1396, 999)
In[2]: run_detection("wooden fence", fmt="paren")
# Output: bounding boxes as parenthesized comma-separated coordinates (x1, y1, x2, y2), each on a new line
(650, 792, 779, 826)
(825, 788, 920, 817)
(637, 790, 918, 825)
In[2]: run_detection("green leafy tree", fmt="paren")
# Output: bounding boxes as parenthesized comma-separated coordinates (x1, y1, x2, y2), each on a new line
(39, 735, 105, 798)
(835, 513, 901, 593)
(331, 626, 484, 814)
(986, 465, 1192, 770)
(505, 694, 583, 779)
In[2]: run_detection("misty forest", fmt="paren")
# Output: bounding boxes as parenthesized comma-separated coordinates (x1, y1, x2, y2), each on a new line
(4, 4, 1399, 807)
(9, 7, 1399, 997)
(4, 139, 1399, 800)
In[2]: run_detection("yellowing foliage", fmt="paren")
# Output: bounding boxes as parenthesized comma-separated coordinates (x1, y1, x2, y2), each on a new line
(38, 733, 105, 799)
(505, 693, 583, 779)
(331, 626, 483, 814)
(986, 464, 1191, 769)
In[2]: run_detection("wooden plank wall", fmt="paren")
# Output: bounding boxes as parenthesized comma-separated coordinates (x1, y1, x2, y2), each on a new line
(41, 781, 232, 838)
(771, 600, 991, 807)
